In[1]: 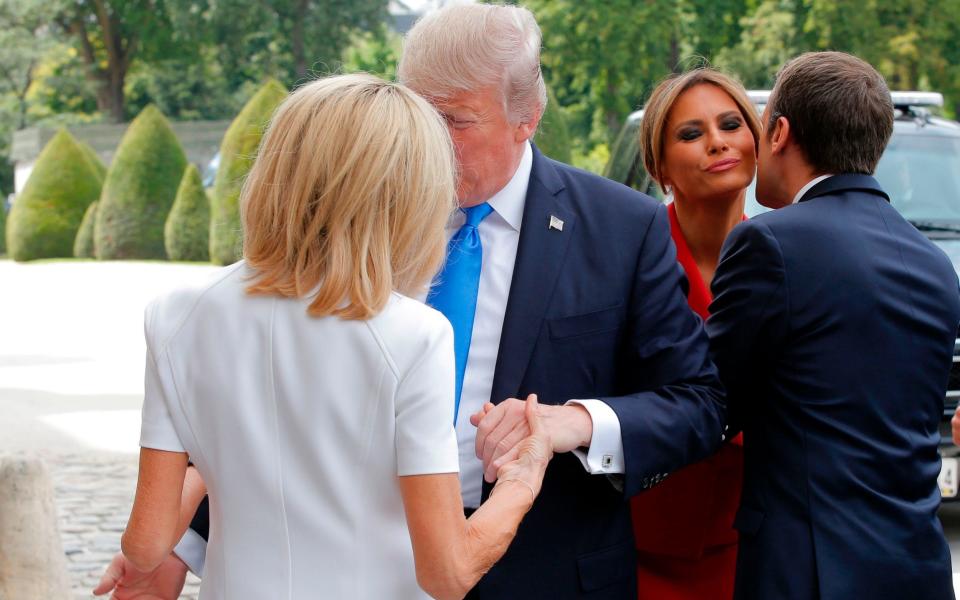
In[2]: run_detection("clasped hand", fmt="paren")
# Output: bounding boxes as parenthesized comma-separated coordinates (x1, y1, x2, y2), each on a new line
(470, 394, 593, 483)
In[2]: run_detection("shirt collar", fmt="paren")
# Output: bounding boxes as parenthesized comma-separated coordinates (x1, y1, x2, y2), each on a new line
(484, 141, 532, 232)
(792, 174, 834, 204)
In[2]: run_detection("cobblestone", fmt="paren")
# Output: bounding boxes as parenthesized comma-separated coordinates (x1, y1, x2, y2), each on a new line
(5, 449, 201, 600)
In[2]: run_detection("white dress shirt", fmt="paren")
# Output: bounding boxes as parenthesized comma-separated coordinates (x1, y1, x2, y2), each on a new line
(793, 174, 834, 204)
(436, 141, 624, 508)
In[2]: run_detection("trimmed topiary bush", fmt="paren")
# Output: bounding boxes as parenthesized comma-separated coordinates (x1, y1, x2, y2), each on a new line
(210, 78, 287, 265)
(73, 200, 98, 258)
(95, 104, 187, 260)
(0, 200, 6, 256)
(534, 86, 572, 164)
(78, 140, 107, 181)
(6, 129, 103, 261)
(165, 165, 210, 261)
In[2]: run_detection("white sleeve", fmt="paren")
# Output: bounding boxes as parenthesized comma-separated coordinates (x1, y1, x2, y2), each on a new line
(173, 528, 207, 576)
(139, 311, 186, 452)
(395, 318, 460, 477)
(566, 399, 625, 474)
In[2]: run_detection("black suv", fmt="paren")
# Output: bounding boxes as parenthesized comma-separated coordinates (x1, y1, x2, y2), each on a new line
(604, 90, 960, 500)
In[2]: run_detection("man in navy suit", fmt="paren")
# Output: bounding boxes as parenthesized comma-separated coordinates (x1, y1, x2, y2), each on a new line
(95, 5, 726, 599)
(706, 52, 960, 600)
(397, 5, 725, 598)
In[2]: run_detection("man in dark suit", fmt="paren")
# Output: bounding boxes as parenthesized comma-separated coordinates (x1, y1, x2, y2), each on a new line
(95, 5, 726, 599)
(706, 51, 960, 600)
(398, 5, 725, 598)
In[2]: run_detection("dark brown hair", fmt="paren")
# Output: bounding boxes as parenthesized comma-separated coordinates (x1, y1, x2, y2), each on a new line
(767, 51, 893, 175)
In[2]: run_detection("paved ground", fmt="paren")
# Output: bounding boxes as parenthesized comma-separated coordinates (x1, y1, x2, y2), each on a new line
(0, 260, 218, 599)
(3, 259, 960, 597)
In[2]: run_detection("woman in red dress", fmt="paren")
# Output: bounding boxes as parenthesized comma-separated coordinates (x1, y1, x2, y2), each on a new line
(632, 69, 762, 599)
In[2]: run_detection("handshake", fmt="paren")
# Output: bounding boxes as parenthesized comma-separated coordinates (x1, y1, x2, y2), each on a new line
(470, 394, 595, 483)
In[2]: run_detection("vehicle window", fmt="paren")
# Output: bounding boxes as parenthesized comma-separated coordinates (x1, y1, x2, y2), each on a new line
(874, 135, 960, 223)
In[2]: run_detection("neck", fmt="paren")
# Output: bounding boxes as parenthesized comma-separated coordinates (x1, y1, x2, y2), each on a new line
(776, 153, 822, 207)
(673, 189, 745, 285)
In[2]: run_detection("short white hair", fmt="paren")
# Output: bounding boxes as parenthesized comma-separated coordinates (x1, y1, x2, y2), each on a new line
(398, 2, 547, 125)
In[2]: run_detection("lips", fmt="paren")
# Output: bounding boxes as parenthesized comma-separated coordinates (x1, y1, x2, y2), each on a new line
(706, 158, 741, 173)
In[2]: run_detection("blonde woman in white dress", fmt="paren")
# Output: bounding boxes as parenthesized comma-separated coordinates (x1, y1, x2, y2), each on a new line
(111, 74, 551, 600)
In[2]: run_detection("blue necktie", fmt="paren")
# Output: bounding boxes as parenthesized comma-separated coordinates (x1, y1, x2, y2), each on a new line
(427, 202, 494, 424)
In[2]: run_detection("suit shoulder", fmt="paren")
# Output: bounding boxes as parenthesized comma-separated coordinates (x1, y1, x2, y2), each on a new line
(545, 156, 661, 218)
(366, 294, 453, 380)
(145, 261, 248, 353)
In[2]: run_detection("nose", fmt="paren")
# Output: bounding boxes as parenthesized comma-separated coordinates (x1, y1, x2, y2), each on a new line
(707, 128, 729, 155)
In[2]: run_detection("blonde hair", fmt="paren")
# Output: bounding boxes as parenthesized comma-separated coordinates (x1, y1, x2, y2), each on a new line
(241, 73, 456, 320)
(640, 68, 761, 193)
(398, 2, 546, 125)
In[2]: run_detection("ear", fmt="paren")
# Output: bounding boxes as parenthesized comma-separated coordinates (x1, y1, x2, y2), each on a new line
(769, 115, 791, 156)
(514, 106, 542, 143)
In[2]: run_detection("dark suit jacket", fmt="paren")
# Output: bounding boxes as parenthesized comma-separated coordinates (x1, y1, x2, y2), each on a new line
(473, 146, 726, 599)
(707, 174, 960, 600)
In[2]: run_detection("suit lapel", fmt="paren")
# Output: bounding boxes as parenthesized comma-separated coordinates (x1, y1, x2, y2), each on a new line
(490, 148, 576, 404)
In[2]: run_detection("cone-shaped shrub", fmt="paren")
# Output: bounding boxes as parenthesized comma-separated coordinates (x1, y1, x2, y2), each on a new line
(0, 201, 6, 255)
(74, 200, 98, 258)
(79, 140, 107, 181)
(210, 79, 287, 265)
(535, 87, 572, 164)
(6, 129, 103, 261)
(165, 165, 210, 261)
(95, 105, 187, 260)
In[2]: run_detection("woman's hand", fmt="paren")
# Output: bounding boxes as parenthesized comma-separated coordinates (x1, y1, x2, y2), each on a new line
(493, 394, 553, 499)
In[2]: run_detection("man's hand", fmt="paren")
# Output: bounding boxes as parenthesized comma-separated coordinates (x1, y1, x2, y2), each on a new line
(952, 405, 960, 446)
(93, 552, 188, 599)
(471, 395, 593, 482)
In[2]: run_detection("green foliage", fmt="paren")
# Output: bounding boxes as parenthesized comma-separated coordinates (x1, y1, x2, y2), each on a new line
(341, 26, 401, 79)
(715, 0, 799, 88)
(535, 87, 572, 164)
(77, 139, 106, 181)
(0, 197, 6, 255)
(6, 128, 102, 261)
(210, 79, 286, 265)
(73, 199, 97, 258)
(165, 165, 210, 261)
(95, 105, 187, 259)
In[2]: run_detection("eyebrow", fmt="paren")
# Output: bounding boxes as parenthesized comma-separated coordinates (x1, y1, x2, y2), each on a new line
(673, 110, 744, 131)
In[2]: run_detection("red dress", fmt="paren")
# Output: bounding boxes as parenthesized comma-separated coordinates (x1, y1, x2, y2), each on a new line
(631, 203, 744, 600)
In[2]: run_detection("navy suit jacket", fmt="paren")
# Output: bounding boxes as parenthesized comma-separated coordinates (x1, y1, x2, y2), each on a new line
(707, 174, 960, 600)
(473, 146, 726, 599)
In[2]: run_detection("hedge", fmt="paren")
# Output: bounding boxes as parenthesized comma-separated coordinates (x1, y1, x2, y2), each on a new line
(210, 78, 287, 265)
(95, 105, 187, 260)
(165, 165, 210, 261)
(73, 200, 98, 258)
(6, 129, 103, 261)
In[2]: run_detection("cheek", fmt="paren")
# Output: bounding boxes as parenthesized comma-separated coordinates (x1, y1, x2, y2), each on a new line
(663, 143, 703, 182)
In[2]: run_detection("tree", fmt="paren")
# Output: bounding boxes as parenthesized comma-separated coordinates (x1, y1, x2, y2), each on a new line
(165, 165, 210, 261)
(210, 79, 287, 265)
(52, 0, 195, 122)
(207, 0, 389, 86)
(74, 200, 98, 258)
(6, 129, 103, 261)
(95, 105, 187, 259)
(715, 0, 800, 89)
(0, 0, 57, 130)
(341, 25, 401, 79)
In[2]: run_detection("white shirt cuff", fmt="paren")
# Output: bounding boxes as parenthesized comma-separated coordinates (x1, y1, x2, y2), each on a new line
(173, 527, 207, 577)
(565, 399, 625, 474)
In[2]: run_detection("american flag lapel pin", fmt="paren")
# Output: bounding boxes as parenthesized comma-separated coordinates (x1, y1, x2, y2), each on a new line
(549, 215, 564, 232)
